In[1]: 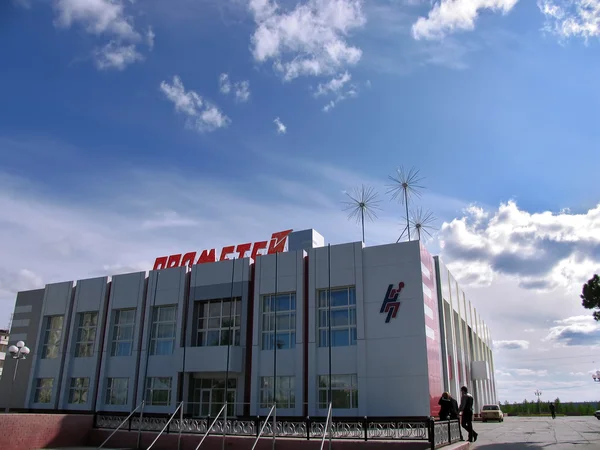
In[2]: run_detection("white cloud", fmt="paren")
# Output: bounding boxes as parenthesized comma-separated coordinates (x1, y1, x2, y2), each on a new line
(512, 368, 548, 377)
(274, 117, 287, 134)
(219, 73, 251, 102)
(54, 0, 140, 40)
(544, 315, 600, 346)
(52, 0, 150, 70)
(248, 0, 366, 81)
(160, 76, 230, 133)
(316, 71, 352, 96)
(219, 73, 232, 94)
(438, 200, 600, 291)
(147, 27, 155, 50)
(494, 340, 530, 350)
(539, 0, 600, 42)
(412, 0, 519, 40)
(94, 41, 143, 70)
(315, 71, 358, 112)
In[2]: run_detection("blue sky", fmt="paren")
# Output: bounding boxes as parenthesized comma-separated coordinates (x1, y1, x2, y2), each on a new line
(2, 0, 600, 403)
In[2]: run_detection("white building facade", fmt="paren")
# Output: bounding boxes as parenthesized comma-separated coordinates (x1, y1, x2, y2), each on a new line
(0, 229, 496, 418)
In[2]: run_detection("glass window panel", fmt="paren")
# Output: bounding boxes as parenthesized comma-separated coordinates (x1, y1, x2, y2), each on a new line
(208, 302, 221, 317)
(330, 289, 348, 307)
(195, 299, 241, 347)
(330, 309, 349, 327)
(317, 287, 356, 348)
(111, 309, 136, 357)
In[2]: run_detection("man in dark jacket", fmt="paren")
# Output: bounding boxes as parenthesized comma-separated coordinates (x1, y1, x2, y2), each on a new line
(459, 386, 478, 442)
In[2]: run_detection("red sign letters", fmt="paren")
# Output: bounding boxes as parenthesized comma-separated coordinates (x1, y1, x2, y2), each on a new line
(153, 229, 294, 270)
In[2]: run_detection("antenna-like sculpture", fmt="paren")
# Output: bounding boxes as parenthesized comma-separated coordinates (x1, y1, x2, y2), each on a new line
(342, 184, 381, 244)
(409, 207, 437, 242)
(386, 166, 425, 242)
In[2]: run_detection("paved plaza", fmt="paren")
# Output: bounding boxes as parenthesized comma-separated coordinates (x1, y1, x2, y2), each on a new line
(469, 416, 600, 449)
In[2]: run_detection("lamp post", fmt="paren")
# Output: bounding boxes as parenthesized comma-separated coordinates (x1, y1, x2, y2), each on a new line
(592, 371, 600, 383)
(5, 340, 30, 413)
(534, 390, 542, 415)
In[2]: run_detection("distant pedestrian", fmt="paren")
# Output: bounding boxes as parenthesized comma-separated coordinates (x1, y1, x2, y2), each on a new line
(459, 386, 478, 442)
(549, 402, 556, 419)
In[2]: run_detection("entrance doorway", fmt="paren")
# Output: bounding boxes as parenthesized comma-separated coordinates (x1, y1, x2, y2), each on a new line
(190, 377, 237, 418)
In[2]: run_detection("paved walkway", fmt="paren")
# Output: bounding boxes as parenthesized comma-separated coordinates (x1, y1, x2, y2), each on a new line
(470, 416, 600, 449)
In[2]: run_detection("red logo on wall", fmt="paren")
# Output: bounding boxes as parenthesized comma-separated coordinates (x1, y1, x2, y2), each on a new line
(153, 229, 293, 270)
(380, 282, 405, 323)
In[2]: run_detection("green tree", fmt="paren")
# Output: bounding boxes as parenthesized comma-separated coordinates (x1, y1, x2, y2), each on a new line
(581, 274, 600, 320)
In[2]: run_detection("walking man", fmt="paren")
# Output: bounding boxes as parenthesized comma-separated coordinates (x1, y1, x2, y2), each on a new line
(459, 385, 478, 442)
(549, 402, 556, 419)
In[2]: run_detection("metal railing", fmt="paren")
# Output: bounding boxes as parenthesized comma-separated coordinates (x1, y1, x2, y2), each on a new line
(195, 403, 227, 450)
(94, 407, 461, 447)
(97, 400, 145, 449)
(320, 403, 332, 450)
(251, 404, 276, 450)
(146, 401, 184, 450)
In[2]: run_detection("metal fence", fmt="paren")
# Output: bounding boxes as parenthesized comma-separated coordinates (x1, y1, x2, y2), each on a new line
(94, 413, 462, 449)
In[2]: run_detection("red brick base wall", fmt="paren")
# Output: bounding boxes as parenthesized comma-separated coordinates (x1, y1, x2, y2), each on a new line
(0, 414, 93, 450)
(88, 429, 434, 450)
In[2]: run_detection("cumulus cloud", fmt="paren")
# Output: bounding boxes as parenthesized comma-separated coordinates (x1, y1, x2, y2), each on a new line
(438, 200, 600, 290)
(274, 117, 287, 134)
(544, 315, 600, 346)
(412, 0, 519, 40)
(248, 0, 366, 81)
(160, 76, 230, 133)
(219, 74, 251, 102)
(314, 71, 358, 112)
(494, 340, 530, 350)
(52, 0, 150, 70)
(94, 41, 143, 70)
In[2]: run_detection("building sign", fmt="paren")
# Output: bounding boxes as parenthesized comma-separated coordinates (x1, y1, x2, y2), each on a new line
(380, 282, 405, 323)
(153, 229, 293, 270)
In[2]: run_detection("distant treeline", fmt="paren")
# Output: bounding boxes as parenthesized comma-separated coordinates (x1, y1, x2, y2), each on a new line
(499, 399, 600, 416)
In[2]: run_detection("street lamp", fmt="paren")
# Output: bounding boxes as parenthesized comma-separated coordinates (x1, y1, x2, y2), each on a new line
(534, 390, 542, 415)
(5, 340, 30, 413)
(592, 371, 600, 383)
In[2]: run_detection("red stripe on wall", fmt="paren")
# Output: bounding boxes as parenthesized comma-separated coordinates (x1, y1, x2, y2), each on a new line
(243, 263, 256, 416)
(420, 244, 444, 417)
(303, 255, 309, 418)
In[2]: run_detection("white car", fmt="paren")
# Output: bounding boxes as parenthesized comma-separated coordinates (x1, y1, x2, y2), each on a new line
(481, 404, 504, 422)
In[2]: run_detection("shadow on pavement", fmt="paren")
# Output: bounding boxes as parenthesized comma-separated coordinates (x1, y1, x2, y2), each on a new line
(474, 443, 552, 450)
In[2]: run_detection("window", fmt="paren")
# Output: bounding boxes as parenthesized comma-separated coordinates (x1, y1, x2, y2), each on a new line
(261, 293, 296, 350)
(75, 312, 98, 357)
(195, 299, 241, 347)
(105, 378, 129, 405)
(317, 287, 357, 347)
(111, 309, 136, 357)
(34, 378, 53, 404)
(146, 377, 172, 406)
(42, 316, 64, 359)
(149, 306, 177, 355)
(260, 376, 295, 409)
(318, 374, 358, 409)
(68, 377, 90, 404)
(190, 378, 236, 417)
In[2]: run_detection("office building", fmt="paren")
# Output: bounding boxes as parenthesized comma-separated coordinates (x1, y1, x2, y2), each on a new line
(0, 229, 497, 417)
